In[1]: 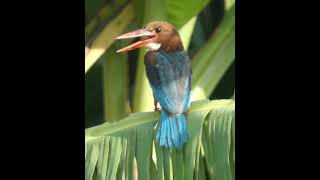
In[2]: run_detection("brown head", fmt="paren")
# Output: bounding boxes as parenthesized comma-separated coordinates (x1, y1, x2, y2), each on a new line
(116, 21, 184, 53)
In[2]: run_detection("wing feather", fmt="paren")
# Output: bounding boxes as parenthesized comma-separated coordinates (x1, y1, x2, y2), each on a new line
(145, 51, 191, 114)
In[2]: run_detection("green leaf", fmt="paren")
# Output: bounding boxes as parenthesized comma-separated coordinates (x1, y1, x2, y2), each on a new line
(184, 109, 210, 180)
(224, 0, 235, 11)
(136, 122, 155, 180)
(150, 157, 158, 180)
(85, 0, 128, 44)
(85, 142, 88, 159)
(179, 16, 198, 50)
(171, 150, 184, 180)
(86, 141, 101, 180)
(195, 155, 207, 180)
(96, 137, 110, 180)
(191, 5, 235, 101)
(85, 3, 135, 74)
(143, 0, 167, 22)
(101, 43, 130, 122)
(85, 62, 104, 128)
(232, 113, 235, 162)
(163, 149, 173, 180)
(106, 137, 122, 180)
(116, 136, 127, 180)
(230, 112, 235, 180)
(202, 105, 235, 180)
(85, 99, 235, 180)
(125, 129, 136, 180)
(165, 0, 210, 28)
(154, 143, 164, 180)
(86, 99, 233, 137)
(85, 0, 105, 20)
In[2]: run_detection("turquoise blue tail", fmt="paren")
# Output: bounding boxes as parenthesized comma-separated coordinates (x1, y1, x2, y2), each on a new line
(156, 110, 188, 149)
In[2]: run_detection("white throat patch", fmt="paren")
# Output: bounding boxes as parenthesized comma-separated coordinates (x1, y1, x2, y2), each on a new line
(146, 42, 161, 51)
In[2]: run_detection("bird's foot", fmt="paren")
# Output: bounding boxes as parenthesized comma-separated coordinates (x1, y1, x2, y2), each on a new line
(183, 109, 190, 116)
(154, 99, 160, 112)
(163, 108, 174, 117)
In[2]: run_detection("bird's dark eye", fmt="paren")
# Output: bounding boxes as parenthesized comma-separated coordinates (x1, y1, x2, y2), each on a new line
(155, 27, 161, 33)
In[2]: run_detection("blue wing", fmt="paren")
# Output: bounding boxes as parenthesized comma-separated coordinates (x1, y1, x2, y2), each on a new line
(145, 50, 191, 114)
(145, 50, 191, 148)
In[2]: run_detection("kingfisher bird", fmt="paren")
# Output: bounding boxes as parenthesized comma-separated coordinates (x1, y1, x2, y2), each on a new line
(116, 21, 191, 149)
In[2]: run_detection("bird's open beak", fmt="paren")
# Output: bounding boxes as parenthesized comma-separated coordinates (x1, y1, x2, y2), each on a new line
(115, 29, 157, 53)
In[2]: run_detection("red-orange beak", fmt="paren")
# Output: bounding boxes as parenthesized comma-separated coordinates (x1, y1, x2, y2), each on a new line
(115, 29, 157, 53)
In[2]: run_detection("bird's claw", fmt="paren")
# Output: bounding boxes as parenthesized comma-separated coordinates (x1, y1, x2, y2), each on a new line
(162, 108, 189, 117)
(162, 108, 174, 117)
(154, 107, 160, 112)
(183, 109, 189, 116)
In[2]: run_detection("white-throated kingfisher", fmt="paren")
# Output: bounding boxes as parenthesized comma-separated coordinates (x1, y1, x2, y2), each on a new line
(116, 21, 191, 149)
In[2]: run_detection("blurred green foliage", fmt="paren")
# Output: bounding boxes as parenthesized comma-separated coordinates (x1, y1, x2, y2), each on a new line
(85, 0, 234, 128)
(85, 0, 235, 180)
